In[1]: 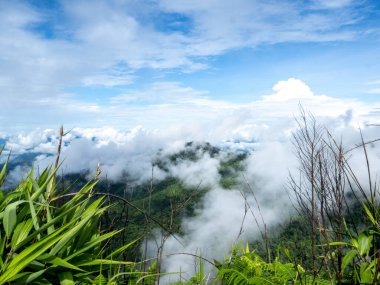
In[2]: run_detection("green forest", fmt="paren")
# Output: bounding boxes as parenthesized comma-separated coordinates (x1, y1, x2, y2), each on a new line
(0, 114, 379, 285)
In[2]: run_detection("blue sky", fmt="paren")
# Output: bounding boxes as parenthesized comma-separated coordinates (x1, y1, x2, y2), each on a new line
(1, 0, 380, 132)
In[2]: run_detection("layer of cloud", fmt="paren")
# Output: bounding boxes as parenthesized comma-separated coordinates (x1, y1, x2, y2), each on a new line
(153, 140, 297, 282)
(3, 77, 380, 156)
(0, 0, 375, 129)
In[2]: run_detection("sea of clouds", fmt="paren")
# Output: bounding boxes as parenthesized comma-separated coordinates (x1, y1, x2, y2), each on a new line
(2, 78, 380, 282)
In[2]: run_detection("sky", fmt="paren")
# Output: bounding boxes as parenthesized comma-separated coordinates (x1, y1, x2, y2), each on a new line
(1, 0, 380, 132)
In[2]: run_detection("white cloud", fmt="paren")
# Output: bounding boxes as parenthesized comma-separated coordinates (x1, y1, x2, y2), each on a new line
(159, 0, 361, 52)
(262, 78, 316, 102)
(367, 88, 380, 94)
(312, 0, 354, 9)
(368, 79, 380, 85)
(82, 74, 135, 87)
(3, 77, 380, 140)
(147, 187, 269, 282)
(149, 142, 298, 283)
(110, 81, 209, 104)
(167, 153, 221, 188)
(0, 0, 373, 130)
(3, 77, 380, 187)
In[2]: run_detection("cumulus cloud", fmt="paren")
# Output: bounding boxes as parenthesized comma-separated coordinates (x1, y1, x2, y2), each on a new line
(262, 78, 317, 102)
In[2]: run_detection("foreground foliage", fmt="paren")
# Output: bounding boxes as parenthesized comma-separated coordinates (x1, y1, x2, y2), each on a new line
(0, 147, 141, 284)
(214, 243, 333, 285)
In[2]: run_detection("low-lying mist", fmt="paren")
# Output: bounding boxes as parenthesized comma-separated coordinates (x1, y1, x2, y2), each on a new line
(1, 105, 380, 282)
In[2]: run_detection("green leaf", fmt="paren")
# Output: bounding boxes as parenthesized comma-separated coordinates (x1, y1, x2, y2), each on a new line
(362, 202, 378, 227)
(283, 247, 291, 261)
(58, 271, 75, 285)
(359, 262, 374, 284)
(65, 230, 120, 262)
(11, 218, 33, 249)
(106, 238, 138, 260)
(14, 201, 82, 251)
(77, 259, 133, 266)
(328, 241, 348, 246)
(27, 192, 40, 236)
(30, 167, 58, 201)
(3, 201, 25, 238)
(25, 269, 47, 284)
(49, 198, 104, 256)
(0, 235, 6, 256)
(6, 271, 30, 283)
(37, 167, 51, 186)
(357, 233, 373, 256)
(0, 225, 70, 284)
(342, 249, 357, 272)
(59, 180, 98, 211)
(0, 148, 9, 186)
(37, 253, 84, 271)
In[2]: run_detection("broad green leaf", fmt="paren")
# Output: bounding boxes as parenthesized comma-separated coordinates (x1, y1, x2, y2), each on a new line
(11, 218, 33, 249)
(93, 274, 107, 285)
(342, 249, 357, 272)
(25, 269, 47, 284)
(351, 238, 359, 249)
(49, 198, 104, 256)
(357, 233, 373, 256)
(14, 201, 83, 250)
(3, 200, 25, 238)
(0, 225, 70, 284)
(6, 271, 30, 283)
(0, 191, 22, 211)
(359, 262, 373, 284)
(73, 216, 99, 250)
(58, 271, 75, 285)
(65, 230, 122, 261)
